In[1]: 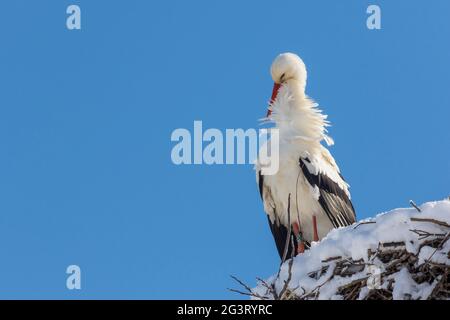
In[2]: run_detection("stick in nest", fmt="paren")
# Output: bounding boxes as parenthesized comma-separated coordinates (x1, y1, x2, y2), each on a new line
(353, 221, 376, 229)
(278, 258, 294, 299)
(410, 229, 446, 240)
(411, 218, 450, 228)
(228, 275, 268, 300)
(409, 200, 422, 212)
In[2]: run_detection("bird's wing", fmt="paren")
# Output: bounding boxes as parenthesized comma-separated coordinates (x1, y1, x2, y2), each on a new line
(257, 171, 298, 260)
(298, 151, 356, 228)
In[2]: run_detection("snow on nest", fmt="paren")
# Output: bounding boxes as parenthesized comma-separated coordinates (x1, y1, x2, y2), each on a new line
(252, 199, 450, 300)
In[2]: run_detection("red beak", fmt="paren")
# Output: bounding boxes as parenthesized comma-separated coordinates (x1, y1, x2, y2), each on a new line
(267, 82, 281, 117)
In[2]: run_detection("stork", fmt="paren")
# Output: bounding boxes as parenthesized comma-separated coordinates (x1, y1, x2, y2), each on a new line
(256, 53, 356, 262)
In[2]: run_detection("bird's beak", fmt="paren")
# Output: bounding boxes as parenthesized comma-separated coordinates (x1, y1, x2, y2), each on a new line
(267, 82, 281, 117)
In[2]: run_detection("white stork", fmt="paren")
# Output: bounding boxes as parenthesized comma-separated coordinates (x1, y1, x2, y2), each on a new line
(256, 53, 356, 262)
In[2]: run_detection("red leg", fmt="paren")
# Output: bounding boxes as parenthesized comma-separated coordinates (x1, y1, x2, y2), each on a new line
(312, 215, 319, 242)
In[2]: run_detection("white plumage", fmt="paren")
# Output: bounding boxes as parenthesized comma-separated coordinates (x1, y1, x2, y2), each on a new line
(256, 53, 356, 261)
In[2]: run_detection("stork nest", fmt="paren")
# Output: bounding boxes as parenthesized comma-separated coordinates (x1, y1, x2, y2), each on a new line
(230, 217, 450, 300)
(301, 237, 449, 300)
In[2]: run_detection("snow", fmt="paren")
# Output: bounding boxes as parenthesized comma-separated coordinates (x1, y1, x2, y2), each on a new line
(391, 268, 436, 300)
(253, 199, 450, 300)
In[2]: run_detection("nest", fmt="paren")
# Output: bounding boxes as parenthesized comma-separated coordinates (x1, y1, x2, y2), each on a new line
(231, 216, 450, 300)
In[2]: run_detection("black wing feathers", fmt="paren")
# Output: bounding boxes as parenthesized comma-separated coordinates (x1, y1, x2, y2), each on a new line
(267, 215, 297, 260)
(299, 158, 356, 228)
(258, 171, 264, 199)
(260, 170, 302, 260)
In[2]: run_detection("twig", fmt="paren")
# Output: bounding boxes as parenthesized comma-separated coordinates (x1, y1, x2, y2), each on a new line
(411, 218, 450, 228)
(227, 288, 256, 297)
(429, 270, 448, 299)
(425, 231, 450, 264)
(410, 229, 446, 240)
(281, 194, 292, 264)
(228, 275, 268, 300)
(230, 275, 253, 294)
(255, 277, 277, 298)
(300, 273, 335, 300)
(409, 200, 422, 212)
(353, 221, 376, 229)
(278, 258, 294, 299)
(322, 256, 342, 263)
(256, 277, 272, 290)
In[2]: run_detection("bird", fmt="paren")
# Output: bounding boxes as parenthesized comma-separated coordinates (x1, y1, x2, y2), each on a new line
(256, 52, 356, 262)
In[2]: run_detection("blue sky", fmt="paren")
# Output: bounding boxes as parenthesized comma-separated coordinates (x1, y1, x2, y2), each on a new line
(0, 0, 449, 299)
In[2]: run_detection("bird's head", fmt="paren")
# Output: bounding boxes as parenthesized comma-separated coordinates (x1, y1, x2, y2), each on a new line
(267, 52, 307, 117)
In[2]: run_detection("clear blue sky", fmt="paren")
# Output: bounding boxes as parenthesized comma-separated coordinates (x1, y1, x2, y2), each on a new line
(0, 0, 449, 299)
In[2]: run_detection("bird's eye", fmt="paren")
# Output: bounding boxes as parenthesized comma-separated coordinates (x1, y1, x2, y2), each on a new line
(280, 73, 286, 82)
